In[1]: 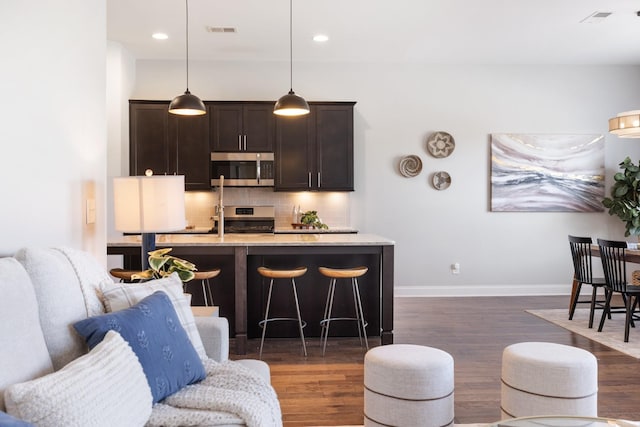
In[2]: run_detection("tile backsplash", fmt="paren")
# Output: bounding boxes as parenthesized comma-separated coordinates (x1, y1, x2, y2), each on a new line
(185, 188, 351, 229)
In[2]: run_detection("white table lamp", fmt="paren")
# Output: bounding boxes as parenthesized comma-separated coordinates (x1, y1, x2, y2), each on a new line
(113, 174, 186, 270)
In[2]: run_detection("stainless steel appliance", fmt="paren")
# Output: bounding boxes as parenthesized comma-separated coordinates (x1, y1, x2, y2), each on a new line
(210, 152, 274, 187)
(210, 205, 275, 233)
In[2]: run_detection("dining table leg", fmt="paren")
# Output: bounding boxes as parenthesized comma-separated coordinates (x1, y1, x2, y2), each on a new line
(569, 273, 579, 313)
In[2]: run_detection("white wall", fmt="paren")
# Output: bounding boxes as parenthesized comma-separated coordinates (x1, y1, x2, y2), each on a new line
(107, 41, 136, 239)
(129, 59, 640, 295)
(0, 1, 107, 260)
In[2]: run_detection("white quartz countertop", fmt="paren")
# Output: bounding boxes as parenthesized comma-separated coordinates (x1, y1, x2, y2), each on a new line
(108, 233, 394, 247)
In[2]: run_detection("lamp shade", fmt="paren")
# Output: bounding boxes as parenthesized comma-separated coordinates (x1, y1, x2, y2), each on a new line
(113, 175, 186, 233)
(168, 90, 206, 116)
(609, 110, 640, 138)
(274, 90, 310, 116)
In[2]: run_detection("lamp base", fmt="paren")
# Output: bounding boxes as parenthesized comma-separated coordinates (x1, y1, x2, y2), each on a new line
(141, 232, 156, 270)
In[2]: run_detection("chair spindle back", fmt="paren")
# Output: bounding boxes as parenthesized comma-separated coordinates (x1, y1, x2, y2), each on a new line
(568, 235, 595, 284)
(597, 238, 628, 293)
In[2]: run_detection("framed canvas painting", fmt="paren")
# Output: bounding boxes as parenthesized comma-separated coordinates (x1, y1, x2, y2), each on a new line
(490, 133, 604, 212)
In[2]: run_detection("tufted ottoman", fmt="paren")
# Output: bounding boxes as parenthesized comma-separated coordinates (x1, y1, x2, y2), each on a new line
(501, 342, 598, 419)
(364, 344, 454, 427)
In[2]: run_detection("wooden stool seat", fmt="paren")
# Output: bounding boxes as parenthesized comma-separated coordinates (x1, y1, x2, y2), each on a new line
(257, 266, 308, 358)
(109, 268, 142, 282)
(193, 269, 221, 280)
(319, 266, 368, 279)
(258, 266, 307, 279)
(192, 268, 221, 307)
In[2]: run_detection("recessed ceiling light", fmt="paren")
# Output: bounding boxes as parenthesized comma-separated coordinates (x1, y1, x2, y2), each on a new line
(152, 33, 169, 40)
(313, 34, 329, 43)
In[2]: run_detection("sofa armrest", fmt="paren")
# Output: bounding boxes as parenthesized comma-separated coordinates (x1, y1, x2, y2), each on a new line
(194, 316, 229, 362)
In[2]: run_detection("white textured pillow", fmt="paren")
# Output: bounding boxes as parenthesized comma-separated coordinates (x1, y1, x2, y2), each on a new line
(100, 273, 207, 359)
(5, 331, 152, 427)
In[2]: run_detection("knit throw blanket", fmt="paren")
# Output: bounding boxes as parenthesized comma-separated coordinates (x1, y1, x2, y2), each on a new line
(147, 359, 282, 427)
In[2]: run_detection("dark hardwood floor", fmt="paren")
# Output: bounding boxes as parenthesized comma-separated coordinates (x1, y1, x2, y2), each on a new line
(230, 296, 640, 426)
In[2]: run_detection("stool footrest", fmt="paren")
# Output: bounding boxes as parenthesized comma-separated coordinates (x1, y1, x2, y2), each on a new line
(321, 317, 368, 327)
(259, 318, 308, 329)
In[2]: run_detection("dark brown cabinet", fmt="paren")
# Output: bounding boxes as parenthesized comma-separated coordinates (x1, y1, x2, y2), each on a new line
(210, 102, 274, 152)
(275, 102, 355, 191)
(129, 101, 210, 191)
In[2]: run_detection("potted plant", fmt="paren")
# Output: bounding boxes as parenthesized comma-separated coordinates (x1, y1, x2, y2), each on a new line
(132, 248, 197, 282)
(300, 210, 329, 229)
(602, 157, 640, 237)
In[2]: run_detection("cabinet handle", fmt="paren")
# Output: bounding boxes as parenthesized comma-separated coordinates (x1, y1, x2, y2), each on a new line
(308, 172, 312, 188)
(238, 135, 242, 151)
(256, 153, 261, 184)
(243, 135, 247, 151)
(317, 172, 321, 188)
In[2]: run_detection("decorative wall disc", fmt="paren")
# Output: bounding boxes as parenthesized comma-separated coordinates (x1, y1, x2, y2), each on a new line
(399, 155, 423, 177)
(432, 171, 451, 190)
(427, 132, 455, 158)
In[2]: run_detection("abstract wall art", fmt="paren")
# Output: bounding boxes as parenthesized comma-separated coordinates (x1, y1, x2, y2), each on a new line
(490, 133, 604, 212)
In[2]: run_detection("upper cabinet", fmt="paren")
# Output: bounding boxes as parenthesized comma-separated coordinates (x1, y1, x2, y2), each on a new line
(129, 101, 210, 191)
(210, 102, 274, 152)
(275, 102, 355, 192)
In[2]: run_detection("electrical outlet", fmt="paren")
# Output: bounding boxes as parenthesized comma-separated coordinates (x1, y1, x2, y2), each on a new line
(451, 262, 460, 274)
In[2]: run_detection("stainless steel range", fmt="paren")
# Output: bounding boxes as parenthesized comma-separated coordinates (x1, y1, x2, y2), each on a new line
(210, 205, 275, 234)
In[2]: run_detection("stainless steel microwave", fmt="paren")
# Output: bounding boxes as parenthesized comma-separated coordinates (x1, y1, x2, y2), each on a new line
(210, 152, 274, 187)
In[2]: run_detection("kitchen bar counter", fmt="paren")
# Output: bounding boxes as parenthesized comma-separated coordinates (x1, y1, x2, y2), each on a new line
(108, 233, 394, 354)
(110, 233, 384, 246)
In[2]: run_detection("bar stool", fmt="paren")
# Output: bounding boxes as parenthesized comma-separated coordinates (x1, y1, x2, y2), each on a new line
(257, 266, 308, 358)
(192, 269, 221, 307)
(319, 266, 369, 356)
(109, 268, 142, 282)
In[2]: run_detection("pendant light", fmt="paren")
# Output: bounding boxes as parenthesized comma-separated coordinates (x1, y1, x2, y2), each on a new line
(169, 0, 206, 116)
(609, 110, 640, 138)
(274, 0, 310, 116)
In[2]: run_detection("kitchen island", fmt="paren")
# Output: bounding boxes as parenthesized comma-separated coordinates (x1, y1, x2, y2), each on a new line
(107, 233, 394, 355)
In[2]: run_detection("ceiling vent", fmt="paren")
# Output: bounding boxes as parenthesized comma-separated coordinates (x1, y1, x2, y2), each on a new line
(580, 11, 612, 24)
(206, 26, 237, 33)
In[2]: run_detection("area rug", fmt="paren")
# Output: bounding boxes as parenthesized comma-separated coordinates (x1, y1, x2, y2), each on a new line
(527, 308, 640, 359)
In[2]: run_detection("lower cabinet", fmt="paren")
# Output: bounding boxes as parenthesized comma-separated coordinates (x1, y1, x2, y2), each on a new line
(275, 102, 355, 191)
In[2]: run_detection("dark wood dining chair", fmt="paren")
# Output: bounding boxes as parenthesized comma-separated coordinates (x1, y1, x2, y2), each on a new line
(568, 235, 607, 328)
(597, 238, 640, 342)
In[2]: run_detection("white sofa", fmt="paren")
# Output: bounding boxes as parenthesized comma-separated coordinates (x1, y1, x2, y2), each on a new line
(0, 247, 281, 427)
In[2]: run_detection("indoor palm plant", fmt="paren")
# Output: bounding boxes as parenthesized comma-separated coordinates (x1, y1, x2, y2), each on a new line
(602, 157, 640, 237)
(132, 248, 197, 282)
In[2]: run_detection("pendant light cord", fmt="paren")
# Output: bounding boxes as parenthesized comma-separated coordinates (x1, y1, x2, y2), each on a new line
(185, 0, 190, 92)
(288, 0, 293, 91)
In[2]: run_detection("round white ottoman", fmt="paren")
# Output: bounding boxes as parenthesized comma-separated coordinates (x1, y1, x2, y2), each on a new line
(364, 344, 454, 427)
(501, 342, 598, 419)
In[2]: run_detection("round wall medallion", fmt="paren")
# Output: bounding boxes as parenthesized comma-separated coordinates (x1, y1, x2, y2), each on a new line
(399, 155, 423, 178)
(432, 171, 451, 190)
(426, 132, 455, 158)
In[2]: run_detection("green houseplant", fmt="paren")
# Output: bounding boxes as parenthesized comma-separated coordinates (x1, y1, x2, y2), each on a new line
(300, 210, 328, 229)
(132, 248, 197, 282)
(602, 157, 640, 237)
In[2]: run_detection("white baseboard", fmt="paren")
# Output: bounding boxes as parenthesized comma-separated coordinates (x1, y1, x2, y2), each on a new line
(394, 284, 571, 297)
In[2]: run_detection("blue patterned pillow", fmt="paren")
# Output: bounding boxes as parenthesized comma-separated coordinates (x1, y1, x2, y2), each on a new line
(0, 411, 33, 426)
(73, 291, 205, 403)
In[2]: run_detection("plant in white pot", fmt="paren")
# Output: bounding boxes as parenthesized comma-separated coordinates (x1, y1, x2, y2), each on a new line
(602, 157, 640, 237)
